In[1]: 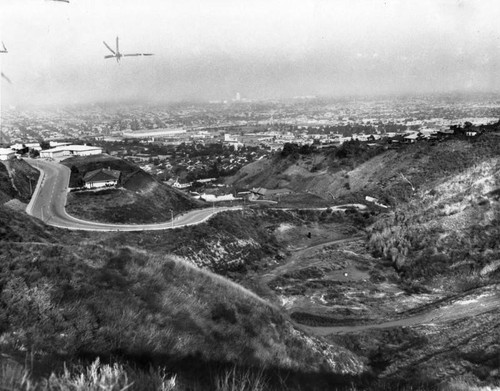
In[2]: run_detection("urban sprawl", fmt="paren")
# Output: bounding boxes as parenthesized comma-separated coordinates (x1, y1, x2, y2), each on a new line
(1, 95, 500, 192)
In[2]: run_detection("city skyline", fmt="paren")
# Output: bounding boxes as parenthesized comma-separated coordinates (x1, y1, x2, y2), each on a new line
(1, 0, 500, 106)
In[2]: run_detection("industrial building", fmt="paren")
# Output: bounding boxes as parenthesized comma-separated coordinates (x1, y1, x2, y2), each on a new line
(0, 148, 15, 161)
(40, 145, 102, 159)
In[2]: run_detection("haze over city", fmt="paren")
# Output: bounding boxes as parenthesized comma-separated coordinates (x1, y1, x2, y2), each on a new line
(1, 0, 500, 106)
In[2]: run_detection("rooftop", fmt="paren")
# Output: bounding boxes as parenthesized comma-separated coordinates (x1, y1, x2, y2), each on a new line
(83, 168, 121, 182)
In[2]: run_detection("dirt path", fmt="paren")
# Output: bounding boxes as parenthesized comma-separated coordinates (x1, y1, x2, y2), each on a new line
(298, 285, 500, 335)
(260, 236, 363, 285)
(261, 234, 500, 336)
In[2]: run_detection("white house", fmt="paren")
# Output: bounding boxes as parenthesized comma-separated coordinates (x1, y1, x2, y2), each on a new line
(168, 178, 191, 189)
(198, 193, 240, 202)
(83, 168, 121, 189)
(403, 133, 420, 143)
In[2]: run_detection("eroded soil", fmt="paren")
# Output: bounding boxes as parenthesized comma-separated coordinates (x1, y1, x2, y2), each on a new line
(253, 221, 500, 385)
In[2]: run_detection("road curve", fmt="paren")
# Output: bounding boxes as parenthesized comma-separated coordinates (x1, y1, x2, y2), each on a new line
(25, 158, 242, 231)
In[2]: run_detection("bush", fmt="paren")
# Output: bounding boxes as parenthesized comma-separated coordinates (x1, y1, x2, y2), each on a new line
(215, 366, 267, 391)
(0, 357, 178, 391)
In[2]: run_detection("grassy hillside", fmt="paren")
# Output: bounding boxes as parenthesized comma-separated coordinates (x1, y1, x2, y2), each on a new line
(96, 209, 362, 284)
(227, 134, 500, 208)
(0, 158, 39, 205)
(368, 154, 500, 289)
(0, 161, 17, 204)
(3, 133, 500, 389)
(224, 133, 500, 388)
(62, 155, 202, 223)
(226, 141, 385, 203)
(0, 206, 365, 390)
(226, 152, 336, 195)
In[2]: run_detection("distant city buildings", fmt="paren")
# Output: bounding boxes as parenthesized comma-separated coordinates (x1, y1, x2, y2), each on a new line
(122, 128, 186, 139)
(1, 95, 499, 173)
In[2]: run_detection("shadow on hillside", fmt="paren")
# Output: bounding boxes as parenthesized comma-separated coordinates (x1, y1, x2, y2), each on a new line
(74, 351, 374, 391)
(17, 348, 444, 391)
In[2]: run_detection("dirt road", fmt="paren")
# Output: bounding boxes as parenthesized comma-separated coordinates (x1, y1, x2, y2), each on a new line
(298, 285, 500, 335)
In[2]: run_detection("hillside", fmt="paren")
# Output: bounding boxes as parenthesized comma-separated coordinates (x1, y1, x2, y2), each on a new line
(222, 133, 500, 388)
(368, 153, 500, 289)
(226, 141, 383, 202)
(0, 158, 39, 206)
(0, 206, 366, 390)
(62, 154, 202, 223)
(3, 133, 500, 389)
(227, 134, 500, 207)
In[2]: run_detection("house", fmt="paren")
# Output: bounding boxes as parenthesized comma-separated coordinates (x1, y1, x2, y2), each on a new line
(198, 193, 240, 202)
(10, 142, 42, 152)
(403, 133, 420, 143)
(0, 148, 15, 161)
(250, 187, 292, 200)
(83, 168, 121, 189)
(196, 178, 216, 183)
(168, 177, 191, 189)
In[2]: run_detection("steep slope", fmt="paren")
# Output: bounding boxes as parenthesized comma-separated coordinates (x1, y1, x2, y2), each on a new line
(0, 162, 16, 204)
(225, 134, 500, 388)
(0, 158, 39, 205)
(369, 155, 500, 288)
(0, 206, 364, 388)
(228, 134, 500, 208)
(227, 152, 337, 193)
(62, 154, 202, 223)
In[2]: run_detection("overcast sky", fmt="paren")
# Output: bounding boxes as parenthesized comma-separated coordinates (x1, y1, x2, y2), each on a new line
(1, 0, 500, 106)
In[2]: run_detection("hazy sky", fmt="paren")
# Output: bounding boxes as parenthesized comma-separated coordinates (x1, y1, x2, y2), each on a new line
(1, 0, 500, 106)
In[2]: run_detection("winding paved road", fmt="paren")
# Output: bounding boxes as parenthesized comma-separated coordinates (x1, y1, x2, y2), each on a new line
(25, 158, 242, 231)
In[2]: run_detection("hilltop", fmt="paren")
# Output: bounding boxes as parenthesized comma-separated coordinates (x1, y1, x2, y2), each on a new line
(61, 154, 202, 223)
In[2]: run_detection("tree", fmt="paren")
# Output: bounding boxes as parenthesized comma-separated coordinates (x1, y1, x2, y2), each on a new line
(39, 141, 51, 150)
(281, 143, 299, 157)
